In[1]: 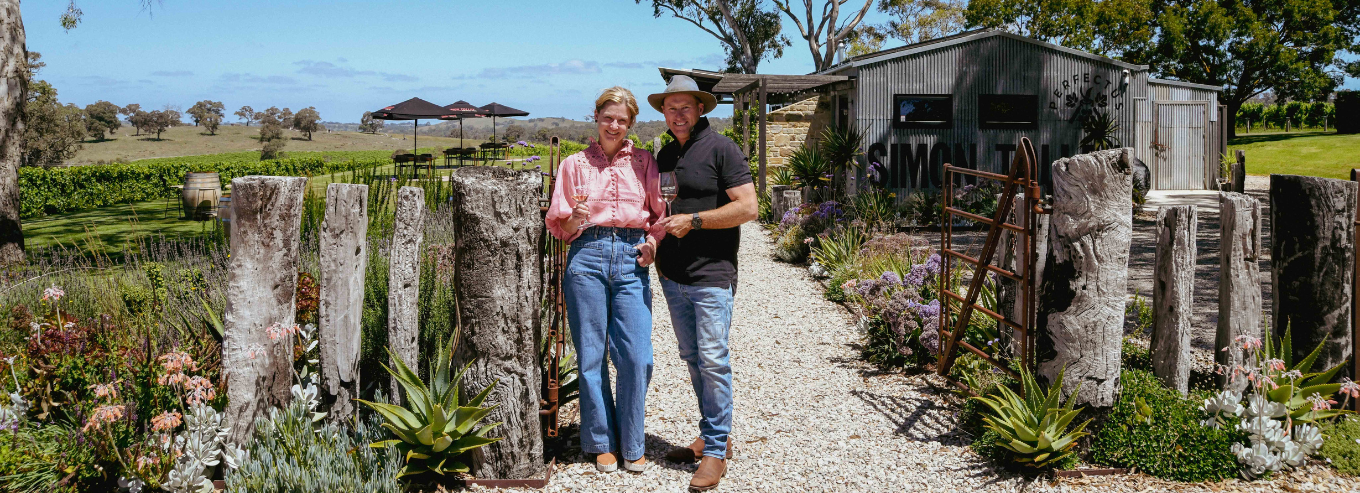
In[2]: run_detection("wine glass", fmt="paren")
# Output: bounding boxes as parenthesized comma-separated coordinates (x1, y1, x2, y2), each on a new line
(571, 173, 594, 230)
(659, 171, 678, 216)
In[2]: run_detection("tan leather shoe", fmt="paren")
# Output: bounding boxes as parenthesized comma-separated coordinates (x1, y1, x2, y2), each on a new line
(664, 437, 734, 463)
(595, 452, 618, 472)
(689, 456, 727, 491)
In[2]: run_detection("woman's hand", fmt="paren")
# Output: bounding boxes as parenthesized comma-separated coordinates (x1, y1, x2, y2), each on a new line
(565, 202, 590, 230)
(635, 237, 657, 267)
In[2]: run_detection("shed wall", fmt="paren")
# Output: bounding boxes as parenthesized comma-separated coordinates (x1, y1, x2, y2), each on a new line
(856, 35, 1146, 194)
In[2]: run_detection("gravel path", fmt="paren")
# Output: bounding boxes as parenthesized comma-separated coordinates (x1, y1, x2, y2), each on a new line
(472, 220, 1349, 492)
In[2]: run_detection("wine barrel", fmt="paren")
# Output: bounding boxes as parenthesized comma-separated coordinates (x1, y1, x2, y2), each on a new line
(181, 172, 221, 219)
(217, 192, 232, 241)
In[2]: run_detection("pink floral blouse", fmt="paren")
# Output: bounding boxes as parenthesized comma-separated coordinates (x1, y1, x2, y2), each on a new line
(545, 139, 667, 244)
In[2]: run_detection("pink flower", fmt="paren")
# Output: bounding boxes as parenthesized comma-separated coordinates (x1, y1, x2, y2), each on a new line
(184, 376, 217, 405)
(803, 237, 814, 244)
(89, 382, 120, 401)
(136, 454, 158, 470)
(41, 286, 65, 302)
(150, 411, 182, 432)
(1339, 378, 1360, 399)
(1265, 358, 1286, 371)
(1308, 392, 1336, 411)
(841, 280, 856, 291)
(158, 351, 197, 374)
(1234, 335, 1262, 351)
(83, 405, 125, 432)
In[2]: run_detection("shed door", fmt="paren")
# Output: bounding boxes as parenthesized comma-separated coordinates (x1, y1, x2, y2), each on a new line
(1153, 102, 1209, 190)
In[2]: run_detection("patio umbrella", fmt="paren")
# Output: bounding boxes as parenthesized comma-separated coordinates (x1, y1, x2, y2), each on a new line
(439, 100, 483, 148)
(369, 97, 456, 155)
(477, 102, 530, 143)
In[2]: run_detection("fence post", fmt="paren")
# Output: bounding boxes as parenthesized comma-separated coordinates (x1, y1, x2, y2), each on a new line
(1271, 175, 1356, 381)
(1037, 148, 1133, 407)
(448, 166, 545, 479)
(318, 183, 368, 421)
(1153, 205, 1196, 395)
(1217, 192, 1263, 392)
(1232, 150, 1246, 193)
(387, 186, 426, 405)
(222, 176, 306, 444)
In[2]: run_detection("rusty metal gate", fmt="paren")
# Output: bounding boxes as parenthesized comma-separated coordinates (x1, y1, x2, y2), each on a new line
(936, 137, 1047, 389)
(539, 137, 568, 437)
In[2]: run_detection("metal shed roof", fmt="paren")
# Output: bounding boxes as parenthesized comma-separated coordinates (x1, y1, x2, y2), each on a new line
(656, 67, 849, 100)
(821, 29, 1149, 74)
(1149, 78, 1223, 91)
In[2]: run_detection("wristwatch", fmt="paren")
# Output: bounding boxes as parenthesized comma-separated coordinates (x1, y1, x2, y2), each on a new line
(690, 213, 703, 230)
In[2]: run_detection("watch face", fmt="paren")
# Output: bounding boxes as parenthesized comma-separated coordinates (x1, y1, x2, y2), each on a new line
(691, 214, 702, 229)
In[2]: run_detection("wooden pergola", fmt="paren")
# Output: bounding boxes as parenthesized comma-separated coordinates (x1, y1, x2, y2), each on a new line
(658, 68, 851, 197)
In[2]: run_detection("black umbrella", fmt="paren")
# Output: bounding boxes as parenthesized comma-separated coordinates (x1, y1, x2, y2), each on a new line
(477, 102, 530, 143)
(439, 100, 483, 149)
(369, 97, 456, 155)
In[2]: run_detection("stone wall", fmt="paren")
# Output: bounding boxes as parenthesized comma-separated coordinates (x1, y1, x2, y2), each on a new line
(765, 96, 834, 167)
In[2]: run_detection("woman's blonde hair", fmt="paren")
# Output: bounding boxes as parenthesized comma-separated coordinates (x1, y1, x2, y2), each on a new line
(595, 86, 639, 126)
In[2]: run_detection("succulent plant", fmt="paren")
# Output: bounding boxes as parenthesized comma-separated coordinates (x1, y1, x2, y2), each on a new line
(971, 367, 1092, 469)
(357, 338, 502, 478)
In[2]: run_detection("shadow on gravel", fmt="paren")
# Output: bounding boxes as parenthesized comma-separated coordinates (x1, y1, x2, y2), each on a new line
(546, 424, 699, 473)
(851, 389, 963, 444)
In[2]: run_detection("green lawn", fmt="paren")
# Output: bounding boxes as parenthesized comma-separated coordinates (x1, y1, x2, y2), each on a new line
(1228, 130, 1360, 179)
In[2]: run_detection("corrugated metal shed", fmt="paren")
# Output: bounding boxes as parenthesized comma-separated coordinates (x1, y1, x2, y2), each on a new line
(838, 30, 1148, 192)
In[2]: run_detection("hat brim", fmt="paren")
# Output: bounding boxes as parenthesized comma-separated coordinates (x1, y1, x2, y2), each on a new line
(648, 90, 718, 115)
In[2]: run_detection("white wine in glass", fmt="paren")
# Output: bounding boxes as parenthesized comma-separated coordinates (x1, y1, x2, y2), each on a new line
(659, 171, 678, 215)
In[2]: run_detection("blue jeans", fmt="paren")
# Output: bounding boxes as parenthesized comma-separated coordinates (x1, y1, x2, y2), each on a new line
(660, 279, 735, 459)
(564, 227, 654, 461)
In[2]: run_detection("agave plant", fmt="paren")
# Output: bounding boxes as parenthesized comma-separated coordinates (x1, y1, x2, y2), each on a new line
(786, 145, 830, 188)
(971, 368, 1091, 469)
(356, 339, 502, 478)
(1080, 111, 1121, 150)
(1251, 323, 1348, 423)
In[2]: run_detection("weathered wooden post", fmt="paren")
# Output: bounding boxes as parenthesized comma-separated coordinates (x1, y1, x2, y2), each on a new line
(387, 186, 425, 404)
(1271, 174, 1356, 380)
(1232, 150, 1246, 194)
(1152, 205, 1196, 395)
(319, 183, 368, 420)
(771, 187, 802, 223)
(449, 166, 544, 479)
(222, 176, 306, 444)
(1037, 148, 1133, 407)
(1217, 192, 1263, 392)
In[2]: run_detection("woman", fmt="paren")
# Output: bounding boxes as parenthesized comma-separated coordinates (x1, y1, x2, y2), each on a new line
(545, 86, 666, 473)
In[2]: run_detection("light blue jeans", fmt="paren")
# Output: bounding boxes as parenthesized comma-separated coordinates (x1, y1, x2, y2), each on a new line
(660, 279, 735, 459)
(564, 227, 654, 462)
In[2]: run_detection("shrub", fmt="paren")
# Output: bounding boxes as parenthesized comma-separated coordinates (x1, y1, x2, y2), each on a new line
(18, 157, 384, 218)
(972, 367, 1091, 469)
(1318, 416, 1360, 476)
(1090, 369, 1241, 481)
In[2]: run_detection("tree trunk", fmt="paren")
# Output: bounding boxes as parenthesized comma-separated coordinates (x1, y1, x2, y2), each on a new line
(1152, 205, 1196, 395)
(449, 166, 544, 479)
(0, 0, 26, 264)
(319, 183, 368, 421)
(1037, 148, 1133, 408)
(1270, 175, 1355, 380)
(1217, 192, 1262, 392)
(1226, 100, 1241, 140)
(222, 176, 307, 445)
(387, 186, 425, 405)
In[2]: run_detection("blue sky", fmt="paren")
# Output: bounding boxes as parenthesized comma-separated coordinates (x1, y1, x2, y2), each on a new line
(21, 0, 894, 123)
(21, 1, 1358, 124)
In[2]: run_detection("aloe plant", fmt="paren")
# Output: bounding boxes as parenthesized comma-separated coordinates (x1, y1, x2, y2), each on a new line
(356, 339, 502, 477)
(972, 368, 1092, 469)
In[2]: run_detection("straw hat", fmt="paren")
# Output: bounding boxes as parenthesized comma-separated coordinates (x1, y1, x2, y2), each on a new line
(647, 75, 718, 115)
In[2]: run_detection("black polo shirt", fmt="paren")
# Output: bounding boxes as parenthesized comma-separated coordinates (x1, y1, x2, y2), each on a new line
(655, 117, 752, 287)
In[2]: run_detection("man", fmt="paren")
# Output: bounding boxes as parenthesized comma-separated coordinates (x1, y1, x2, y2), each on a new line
(647, 75, 758, 491)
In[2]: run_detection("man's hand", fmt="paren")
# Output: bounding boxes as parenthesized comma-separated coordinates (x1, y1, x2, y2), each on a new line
(662, 213, 695, 238)
(635, 237, 657, 267)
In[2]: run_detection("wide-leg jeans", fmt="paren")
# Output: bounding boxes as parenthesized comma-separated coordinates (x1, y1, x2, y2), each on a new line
(660, 278, 735, 459)
(563, 227, 654, 462)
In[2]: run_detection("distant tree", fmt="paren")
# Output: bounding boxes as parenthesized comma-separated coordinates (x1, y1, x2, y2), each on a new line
(83, 100, 121, 141)
(257, 108, 287, 159)
(359, 111, 383, 134)
(856, 0, 965, 52)
(772, 0, 875, 72)
(291, 106, 324, 140)
(23, 80, 86, 165)
(144, 109, 180, 139)
(121, 103, 144, 135)
(279, 108, 294, 130)
(638, 0, 791, 73)
(235, 105, 256, 126)
(187, 100, 225, 135)
(504, 124, 526, 142)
